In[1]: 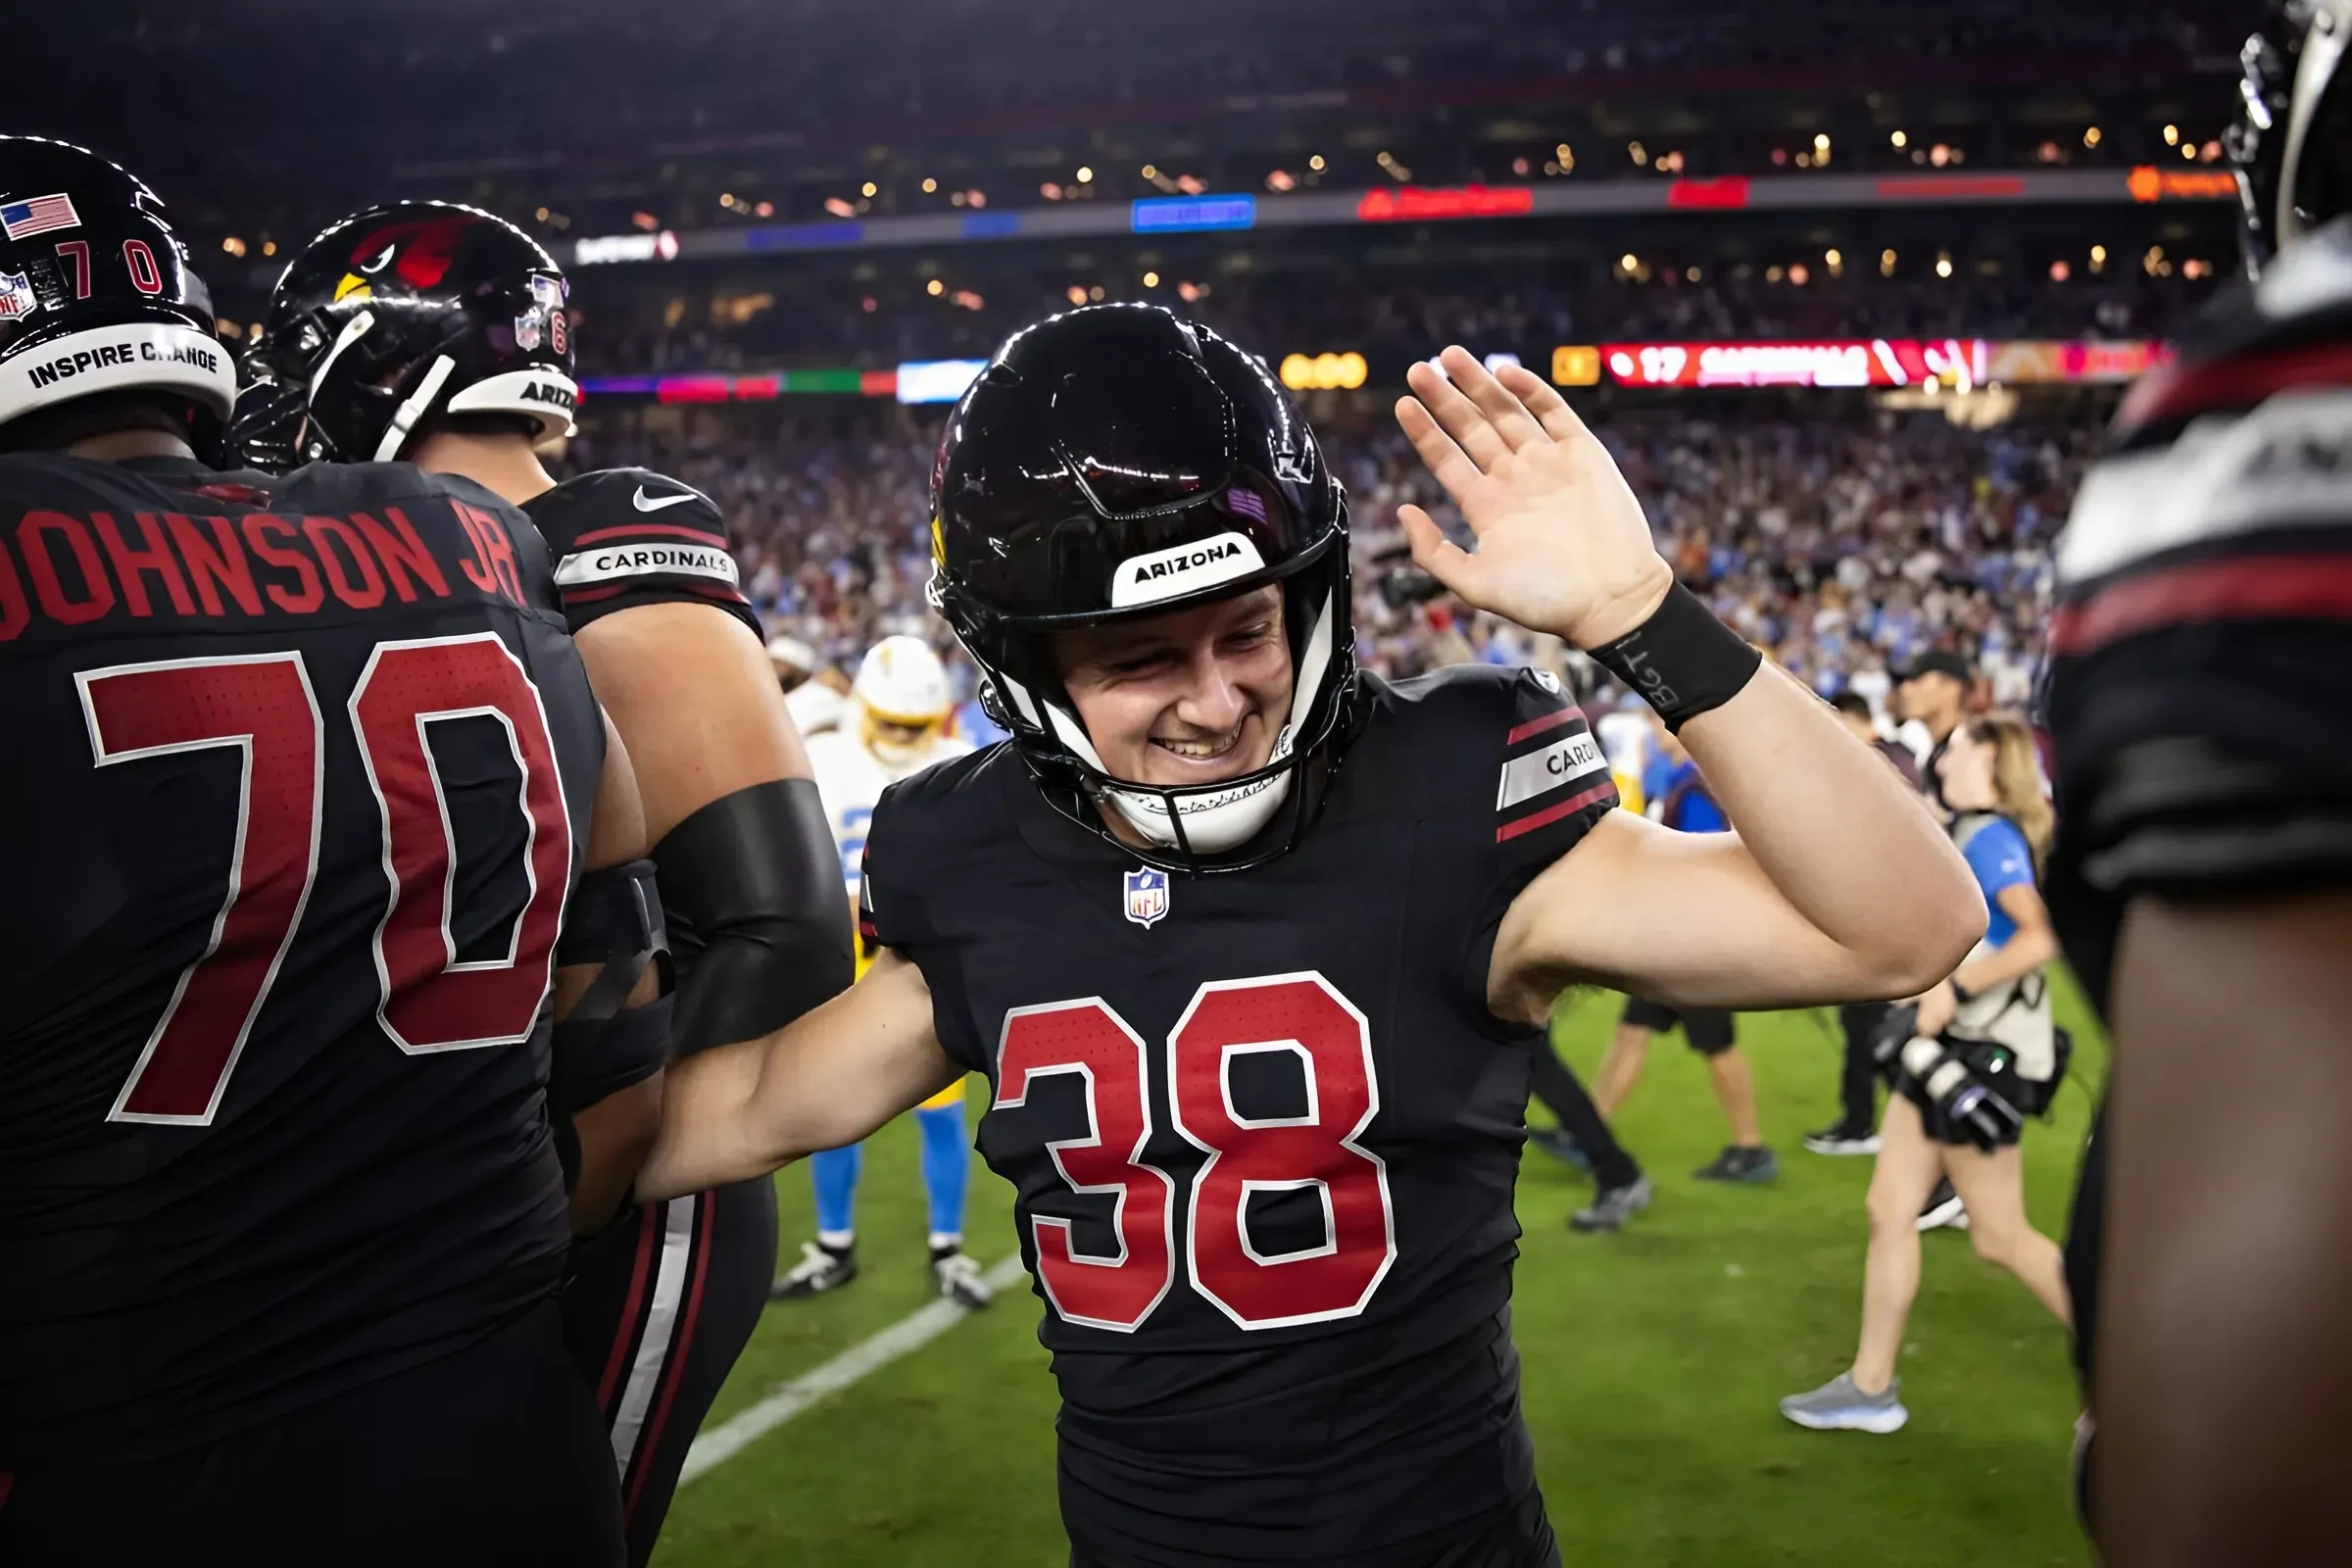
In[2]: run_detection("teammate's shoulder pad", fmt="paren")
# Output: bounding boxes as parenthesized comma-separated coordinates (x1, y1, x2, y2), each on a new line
(881, 739, 1002, 810)
(524, 466, 728, 544)
(862, 743, 1014, 883)
(272, 459, 514, 516)
(1379, 661, 1568, 728)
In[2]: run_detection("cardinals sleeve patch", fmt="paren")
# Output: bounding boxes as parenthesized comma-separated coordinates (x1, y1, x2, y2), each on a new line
(1494, 683, 1617, 844)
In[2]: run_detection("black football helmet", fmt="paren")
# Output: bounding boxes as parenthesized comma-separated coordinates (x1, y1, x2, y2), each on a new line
(0, 136, 233, 446)
(2230, 0, 2352, 272)
(254, 201, 577, 464)
(928, 304, 1357, 871)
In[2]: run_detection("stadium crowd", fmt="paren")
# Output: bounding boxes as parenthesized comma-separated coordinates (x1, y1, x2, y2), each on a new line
(575, 268, 2209, 378)
(564, 402, 2082, 727)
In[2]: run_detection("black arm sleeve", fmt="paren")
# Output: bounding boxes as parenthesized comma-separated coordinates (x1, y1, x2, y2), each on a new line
(652, 777, 856, 1054)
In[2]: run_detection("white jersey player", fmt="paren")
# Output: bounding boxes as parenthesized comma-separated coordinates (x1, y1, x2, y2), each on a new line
(771, 637, 992, 1308)
(766, 632, 850, 737)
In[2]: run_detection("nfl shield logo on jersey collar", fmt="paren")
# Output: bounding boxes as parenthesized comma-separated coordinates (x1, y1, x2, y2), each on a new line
(1123, 867, 1170, 929)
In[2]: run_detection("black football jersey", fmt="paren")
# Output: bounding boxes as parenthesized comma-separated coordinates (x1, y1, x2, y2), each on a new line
(0, 455, 606, 1467)
(861, 664, 1617, 1566)
(2046, 219, 2352, 1384)
(522, 466, 760, 640)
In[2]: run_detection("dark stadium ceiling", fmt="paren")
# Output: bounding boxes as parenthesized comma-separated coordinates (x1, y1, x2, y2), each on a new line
(20, 0, 2249, 248)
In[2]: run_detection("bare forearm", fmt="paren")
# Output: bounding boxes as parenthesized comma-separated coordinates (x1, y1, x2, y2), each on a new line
(570, 1075, 664, 1234)
(634, 954, 959, 1201)
(633, 1040, 783, 1200)
(1679, 664, 1981, 992)
(2098, 892, 2352, 1565)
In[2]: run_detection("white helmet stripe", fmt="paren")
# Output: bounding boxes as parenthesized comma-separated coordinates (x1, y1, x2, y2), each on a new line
(371, 354, 455, 462)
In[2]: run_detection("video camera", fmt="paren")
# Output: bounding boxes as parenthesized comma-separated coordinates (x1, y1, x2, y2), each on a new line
(1869, 1004, 2026, 1152)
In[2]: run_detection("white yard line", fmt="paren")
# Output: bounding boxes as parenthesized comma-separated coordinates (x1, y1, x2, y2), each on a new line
(679, 1252, 1031, 1485)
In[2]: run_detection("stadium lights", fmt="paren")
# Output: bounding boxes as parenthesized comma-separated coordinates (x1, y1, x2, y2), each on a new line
(1066, 285, 1087, 305)
(1077, 167, 1095, 183)
(1814, 132, 1830, 152)
(2090, 244, 2108, 271)
(261, 240, 275, 257)
(1881, 248, 1897, 276)
(221, 236, 245, 257)
(1629, 141, 1648, 166)
(2164, 124, 2180, 145)
(1619, 252, 1639, 273)
(755, 201, 773, 218)
(862, 181, 878, 198)
(2182, 144, 2199, 162)
(1789, 263, 1810, 285)
(2083, 126, 2102, 148)
(1088, 285, 1104, 301)
(927, 278, 945, 295)
(1308, 155, 1326, 172)
(1936, 253, 1954, 278)
(1891, 129, 1908, 149)
(1825, 247, 1842, 270)
(1141, 164, 1158, 179)
(1143, 270, 1159, 287)
(922, 177, 938, 193)
(2050, 259, 2071, 281)
(1687, 266, 1701, 281)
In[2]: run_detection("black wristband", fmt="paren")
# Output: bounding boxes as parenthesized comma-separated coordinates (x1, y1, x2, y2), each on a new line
(1588, 582, 1763, 731)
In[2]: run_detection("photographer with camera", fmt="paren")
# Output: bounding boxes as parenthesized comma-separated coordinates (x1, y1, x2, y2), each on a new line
(1781, 713, 2073, 1433)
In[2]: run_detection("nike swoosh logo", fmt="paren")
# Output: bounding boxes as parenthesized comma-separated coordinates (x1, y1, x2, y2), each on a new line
(632, 486, 698, 513)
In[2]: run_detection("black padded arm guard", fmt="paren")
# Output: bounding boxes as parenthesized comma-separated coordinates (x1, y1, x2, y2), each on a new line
(652, 777, 856, 1055)
(550, 858, 673, 1117)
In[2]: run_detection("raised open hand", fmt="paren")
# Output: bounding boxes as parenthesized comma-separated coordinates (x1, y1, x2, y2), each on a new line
(1395, 346, 1673, 649)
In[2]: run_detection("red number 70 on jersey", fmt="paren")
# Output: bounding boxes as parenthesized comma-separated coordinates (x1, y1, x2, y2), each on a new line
(997, 974, 1397, 1334)
(76, 634, 572, 1125)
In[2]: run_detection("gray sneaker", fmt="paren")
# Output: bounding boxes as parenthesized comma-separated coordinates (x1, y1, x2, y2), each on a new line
(1694, 1145, 1779, 1183)
(1780, 1372, 1909, 1434)
(1570, 1175, 1653, 1234)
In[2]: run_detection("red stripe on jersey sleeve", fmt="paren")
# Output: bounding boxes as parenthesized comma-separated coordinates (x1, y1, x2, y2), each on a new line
(1496, 781, 1617, 843)
(571, 521, 731, 549)
(2051, 553, 2352, 656)
(2116, 341, 2352, 434)
(1504, 706, 1580, 746)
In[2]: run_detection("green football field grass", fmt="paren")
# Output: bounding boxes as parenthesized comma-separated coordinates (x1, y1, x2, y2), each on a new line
(654, 984, 2105, 1567)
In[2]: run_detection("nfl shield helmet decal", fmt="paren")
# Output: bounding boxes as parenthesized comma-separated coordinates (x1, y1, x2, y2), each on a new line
(1123, 867, 1170, 929)
(0, 269, 38, 321)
